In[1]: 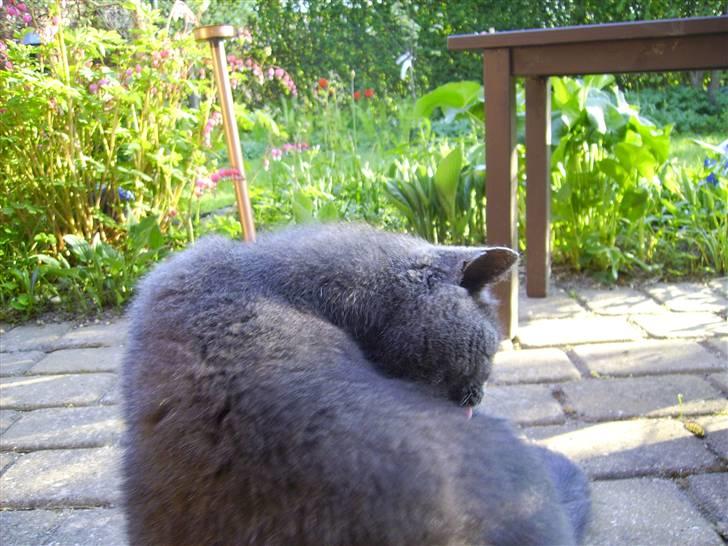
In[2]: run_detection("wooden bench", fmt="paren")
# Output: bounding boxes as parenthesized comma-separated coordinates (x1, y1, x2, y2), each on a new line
(448, 16, 728, 338)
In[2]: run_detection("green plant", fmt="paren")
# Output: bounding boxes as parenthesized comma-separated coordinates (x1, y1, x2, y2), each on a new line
(386, 144, 485, 245)
(549, 75, 670, 279)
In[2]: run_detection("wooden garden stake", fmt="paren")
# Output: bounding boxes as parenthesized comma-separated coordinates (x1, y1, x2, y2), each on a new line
(194, 25, 256, 242)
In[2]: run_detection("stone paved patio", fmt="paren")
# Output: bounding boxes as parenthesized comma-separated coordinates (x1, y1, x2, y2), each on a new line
(0, 280, 726, 545)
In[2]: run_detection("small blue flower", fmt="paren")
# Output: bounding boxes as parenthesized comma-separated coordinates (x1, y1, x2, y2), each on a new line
(118, 188, 135, 201)
(705, 172, 718, 187)
(704, 157, 717, 169)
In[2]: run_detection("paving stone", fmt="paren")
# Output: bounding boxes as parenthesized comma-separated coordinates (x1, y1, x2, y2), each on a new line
(646, 282, 728, 314)
(0, 351, 45, 376)
(709, 277, 728, 298)
(518, 288, 588, 322)
(0, 408, 21, 434)
(574, 287, 665, 316)
(525, 418, 721, 479)
(561, 375, 727, 421)
(0, 323, 73, 352)
(573, 340, 725, 377)
(0, 451, 20, 475)
(686, 473, 728, 538)
(0, 373, 116, 410)
(30, 347, 123, 375)
(1, 406, 124, 451)
(631, 313, 728, 339)
(705, 337, 727, 357)
(480, 384, 564, 426)
(100, 379, 121, 405)
(0, 510, 62, 546)
(709, 373, 728, 393)
(517, 317, 644, 348)
(45, 508, 127, 546)
(585, 478, 722, 546)
(695, 416, 728, 459)
(0, 446, 122, 508)
(54, 319, 128, 350)
(490, 348, 581, 384)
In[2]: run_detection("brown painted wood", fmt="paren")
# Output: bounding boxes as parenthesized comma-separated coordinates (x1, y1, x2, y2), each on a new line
(483, 49, 518, 338)
(512, 34, 728, 76)
(448, 16, 728, 50)
(449, 16, 728, 337)
(525, 77, 551, 298)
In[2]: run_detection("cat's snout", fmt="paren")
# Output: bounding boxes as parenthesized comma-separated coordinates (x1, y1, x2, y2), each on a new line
(455, 384, 484, 407)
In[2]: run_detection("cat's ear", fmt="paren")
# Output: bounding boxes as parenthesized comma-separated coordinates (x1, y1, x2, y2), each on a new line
(459, 247, 519, 292)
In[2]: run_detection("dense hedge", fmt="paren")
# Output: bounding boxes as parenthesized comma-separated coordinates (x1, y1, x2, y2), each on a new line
(199, 0, 727, 96)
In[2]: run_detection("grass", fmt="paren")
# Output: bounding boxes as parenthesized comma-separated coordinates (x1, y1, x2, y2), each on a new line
(671, 132, 726, 167)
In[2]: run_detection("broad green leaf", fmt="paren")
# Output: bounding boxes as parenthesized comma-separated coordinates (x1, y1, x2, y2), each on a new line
(434, 148, 462, 220)
(414, 81, 482, 119)
(586, 105, 607, 134)
(292, 190, 314, 224)
(318, 202, 339, 222)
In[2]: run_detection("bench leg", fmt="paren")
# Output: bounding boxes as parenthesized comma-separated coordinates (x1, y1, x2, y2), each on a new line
(483, 49, 518, 338)
(525, 76, 551, 298)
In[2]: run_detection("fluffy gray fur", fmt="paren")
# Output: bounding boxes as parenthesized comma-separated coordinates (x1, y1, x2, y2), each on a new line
(122, 223, 590, 545)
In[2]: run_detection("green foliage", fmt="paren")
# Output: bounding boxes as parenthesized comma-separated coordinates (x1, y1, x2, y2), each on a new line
(246, 0, 726, 97)
(626, 86, 728, 134)
(549, 75, 669, 278)
(385, 145, 485, 245)
(2, 0, 726, 319)
(2, 216, 167, 318)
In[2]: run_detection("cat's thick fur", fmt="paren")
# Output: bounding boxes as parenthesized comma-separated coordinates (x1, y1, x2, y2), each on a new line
(122, 223, 590, 546)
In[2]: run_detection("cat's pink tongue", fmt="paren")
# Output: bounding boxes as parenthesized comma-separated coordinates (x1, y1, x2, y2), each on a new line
(465, 407, 473, 420)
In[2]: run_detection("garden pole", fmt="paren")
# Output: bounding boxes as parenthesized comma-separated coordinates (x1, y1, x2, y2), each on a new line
(194, 25, 256, 242)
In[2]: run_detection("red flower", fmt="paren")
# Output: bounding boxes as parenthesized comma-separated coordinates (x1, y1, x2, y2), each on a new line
(353, 90, 361, 101)
(318, 78, 329, 90)
(364, 88, 375, 99)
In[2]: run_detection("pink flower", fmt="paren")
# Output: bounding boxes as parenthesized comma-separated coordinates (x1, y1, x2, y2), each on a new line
(167, 208, 178, 218)
(18, 3, 28, 12)
(89, 83, 99, 94)
(98, 78, 109, 87)
(22, 13, 31, 24)
(51, 16, 60, 25)
(135, 64, 142, 73)
(270, 148, 283, 161)
(7, 6, 18, 16)
(267, 67, 274, 80)
(274, 67, 284, 78)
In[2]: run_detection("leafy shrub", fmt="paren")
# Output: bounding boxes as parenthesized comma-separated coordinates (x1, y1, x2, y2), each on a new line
(0, 0, 300, 319)
(627, 86, 728, 134)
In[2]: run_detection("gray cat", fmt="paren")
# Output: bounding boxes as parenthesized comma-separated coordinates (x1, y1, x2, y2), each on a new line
(121, 223, 590, 546)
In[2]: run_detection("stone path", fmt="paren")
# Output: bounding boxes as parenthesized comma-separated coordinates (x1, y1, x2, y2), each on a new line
(1, 280, 726, 545)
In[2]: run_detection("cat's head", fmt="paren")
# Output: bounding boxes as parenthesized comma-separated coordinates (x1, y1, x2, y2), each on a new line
(362, 242, 518, 408)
